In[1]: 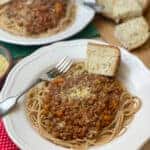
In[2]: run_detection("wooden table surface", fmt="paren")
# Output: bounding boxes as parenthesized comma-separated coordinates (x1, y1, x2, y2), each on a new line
(94, 9, 150, 150)
(94, 9, 150, 68)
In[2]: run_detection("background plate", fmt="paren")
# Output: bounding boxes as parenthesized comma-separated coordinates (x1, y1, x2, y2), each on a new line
(0, 3, 95, 46)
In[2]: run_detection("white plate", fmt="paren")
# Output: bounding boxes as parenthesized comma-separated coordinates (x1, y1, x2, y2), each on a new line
(1, 39, 150, 150)
(0, 3, 95, 46)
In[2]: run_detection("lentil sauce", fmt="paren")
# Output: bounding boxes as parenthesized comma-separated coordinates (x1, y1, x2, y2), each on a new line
(40, 63, 124, 141)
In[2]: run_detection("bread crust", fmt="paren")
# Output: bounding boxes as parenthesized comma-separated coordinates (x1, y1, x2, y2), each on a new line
(138, 0, 150, 11)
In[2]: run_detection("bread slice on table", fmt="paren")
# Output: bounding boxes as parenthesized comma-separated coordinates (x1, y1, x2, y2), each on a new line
(113, 0, 143, 22)
(96, 0, 114, 19)
(96, 0, 142, 22)
(86, 43, 120, 77)
(0, 0, 12, 5)
(115, 17, 150, 51)
(137, 0, 150, 11)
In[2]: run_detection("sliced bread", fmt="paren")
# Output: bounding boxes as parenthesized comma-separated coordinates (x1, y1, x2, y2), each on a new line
(137, 0, 150, 10)
(96, 0, 115, 19)
(0, 0, 12, 6)
(115, 17, 150, 50)
(96, 0, 143, 22)
(113, 0, 143, 22)
(86, 43, 120, 76)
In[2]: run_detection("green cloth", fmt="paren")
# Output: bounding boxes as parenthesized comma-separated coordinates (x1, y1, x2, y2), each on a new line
(0, 24, 100, 59)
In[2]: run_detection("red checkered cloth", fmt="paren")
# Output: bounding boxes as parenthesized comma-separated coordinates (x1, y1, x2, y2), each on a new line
(0, 121, 18, 150)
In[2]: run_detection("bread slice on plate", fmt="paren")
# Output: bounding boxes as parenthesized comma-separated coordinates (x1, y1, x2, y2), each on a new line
(86, 43, 120, 76)
(115, 17, 150, 51)
(96, 0, 143, 22)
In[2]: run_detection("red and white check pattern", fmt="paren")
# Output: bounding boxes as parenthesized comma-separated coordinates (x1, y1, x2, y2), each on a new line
(0, 121, 18, 150)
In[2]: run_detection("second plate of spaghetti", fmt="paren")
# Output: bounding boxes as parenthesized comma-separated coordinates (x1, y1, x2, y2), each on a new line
(0, 1, 95, 45)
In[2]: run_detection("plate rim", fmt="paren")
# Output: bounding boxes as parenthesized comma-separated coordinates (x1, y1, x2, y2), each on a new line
(1, 39, 150, 149)
(0, 3, 95, 46)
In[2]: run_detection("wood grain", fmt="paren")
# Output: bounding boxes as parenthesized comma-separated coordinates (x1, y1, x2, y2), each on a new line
(94, 9, 150, 68)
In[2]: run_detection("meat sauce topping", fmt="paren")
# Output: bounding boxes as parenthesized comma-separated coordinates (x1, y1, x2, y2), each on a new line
(5, 0, 68, 34)
(41, 63, 123, 141)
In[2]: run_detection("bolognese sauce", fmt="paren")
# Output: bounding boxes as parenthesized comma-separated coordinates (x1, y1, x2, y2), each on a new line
(40, 63, 123, 141)
(0, 0, 75, 36)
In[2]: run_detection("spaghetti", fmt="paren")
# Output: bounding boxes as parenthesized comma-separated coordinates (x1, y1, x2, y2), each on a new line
(0, 0, 75, 37)
(25, 62, 141, 150)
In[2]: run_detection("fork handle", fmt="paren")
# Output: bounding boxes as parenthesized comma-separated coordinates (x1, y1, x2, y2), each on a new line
(0, 79, 40, 117)
(0, 96, 18, 117)
(18, 79, 41, 99)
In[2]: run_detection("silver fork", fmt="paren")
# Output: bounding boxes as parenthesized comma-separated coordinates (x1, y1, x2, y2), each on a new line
(0, 56, 73, 117)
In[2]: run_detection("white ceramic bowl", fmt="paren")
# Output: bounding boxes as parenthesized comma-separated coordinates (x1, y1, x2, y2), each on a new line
(1, 39, 150, 150)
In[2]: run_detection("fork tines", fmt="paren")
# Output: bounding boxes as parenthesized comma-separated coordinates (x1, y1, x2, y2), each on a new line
(47, 56, 73, 77)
